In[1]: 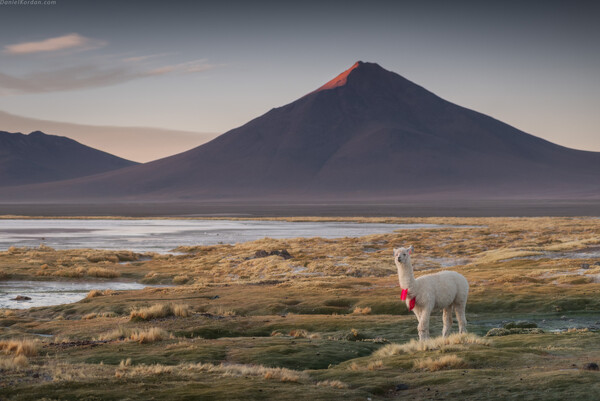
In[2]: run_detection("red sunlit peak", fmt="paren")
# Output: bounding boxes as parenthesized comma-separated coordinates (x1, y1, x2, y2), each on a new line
(314, 61, 363, 93)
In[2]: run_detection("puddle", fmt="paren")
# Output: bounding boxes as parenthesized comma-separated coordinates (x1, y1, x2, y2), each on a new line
(0, 280, 164, 309)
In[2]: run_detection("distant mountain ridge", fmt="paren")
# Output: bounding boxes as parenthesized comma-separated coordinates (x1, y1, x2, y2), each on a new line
(0, 130, 137, 187)
(1, 61, 599, 201)
(0, 110, 217, 162)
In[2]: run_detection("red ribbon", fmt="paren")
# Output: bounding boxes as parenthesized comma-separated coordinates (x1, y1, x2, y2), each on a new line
(400, 288, 416, 310)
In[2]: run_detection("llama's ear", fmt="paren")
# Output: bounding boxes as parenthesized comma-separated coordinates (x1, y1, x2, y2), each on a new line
(393, 248, 398, 256)
(408, 245, 414, 254)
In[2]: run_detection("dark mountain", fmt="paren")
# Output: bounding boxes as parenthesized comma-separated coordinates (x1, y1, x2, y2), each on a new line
(0, 131, 137, 187)
(1, 61, 599, 201)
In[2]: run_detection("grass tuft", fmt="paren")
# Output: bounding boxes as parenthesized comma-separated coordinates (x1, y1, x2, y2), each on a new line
(87, 266, 120, 278)
(316, 380, 349, 389)
(375, 334, 488, 357)
(0, 355, 28, 370)
(352, 306, 372, 315)
(0, 339, 40, 356)
(99, 327, 172, 343)
(413, 354, 467, 371)
(130, 303, 191, 321)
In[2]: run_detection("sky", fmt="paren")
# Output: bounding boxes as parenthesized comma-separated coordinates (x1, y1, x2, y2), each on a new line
(0, 0, 599, 159)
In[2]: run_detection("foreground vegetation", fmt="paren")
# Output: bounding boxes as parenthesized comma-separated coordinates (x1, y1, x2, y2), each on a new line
(1, 217, 599, 400)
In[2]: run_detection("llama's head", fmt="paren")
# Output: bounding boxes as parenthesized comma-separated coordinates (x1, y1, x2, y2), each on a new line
(393, 245, 414, 265)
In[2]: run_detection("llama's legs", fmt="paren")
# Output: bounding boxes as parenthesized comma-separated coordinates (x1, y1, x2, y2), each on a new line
(417, 309, 431, 341)
(455, 304, 467, 334)
(442, 306, 453, 337)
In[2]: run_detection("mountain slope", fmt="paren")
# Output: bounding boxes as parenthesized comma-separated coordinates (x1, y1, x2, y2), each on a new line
(1, 61, 599, 201)
(0, 131, 137, 187)
(0, 110, 217, 162)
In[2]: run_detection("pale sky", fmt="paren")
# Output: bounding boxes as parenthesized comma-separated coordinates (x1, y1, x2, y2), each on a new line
(0, 0, 598, 158)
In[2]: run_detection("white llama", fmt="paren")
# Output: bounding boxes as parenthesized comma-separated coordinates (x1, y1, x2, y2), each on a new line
(394, 245, 469, 341)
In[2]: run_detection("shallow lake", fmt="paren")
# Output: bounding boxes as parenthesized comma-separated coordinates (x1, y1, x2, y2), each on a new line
(0, 219, 446, 254)
(0, 280, 155, 310)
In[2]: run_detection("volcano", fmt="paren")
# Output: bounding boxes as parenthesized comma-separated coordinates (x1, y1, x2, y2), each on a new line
(2, 61, 599, 201)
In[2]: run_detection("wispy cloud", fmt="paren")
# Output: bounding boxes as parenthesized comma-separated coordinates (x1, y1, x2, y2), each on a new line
(0, 60, 218, 95)
(122, 53, 171, 63)
(147, 59, 217, 75)
(0, 65, 145, 95)
(4, 33, 107, 55)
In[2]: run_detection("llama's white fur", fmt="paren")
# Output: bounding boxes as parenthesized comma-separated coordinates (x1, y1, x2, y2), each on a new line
(394, 245, 469, 341)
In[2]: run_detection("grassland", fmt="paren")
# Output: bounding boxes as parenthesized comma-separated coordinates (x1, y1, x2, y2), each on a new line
(1, 217, 599, 400)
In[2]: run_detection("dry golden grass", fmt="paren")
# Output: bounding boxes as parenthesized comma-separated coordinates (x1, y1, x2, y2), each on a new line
(129, 303, 192, 320)
(413, 355, 466, 371)
(0, 338, 40, 356)
(129, 327, 171, 344)
(130, 304, 170, 320)
(473, 248, 542, 264)
(114, 361, 307, 383)
(172, 303, 192, 317)
(82, 312, 98, 320)
(212, 306, 237, 317)
(375, 334, 489, 357)
(98, 326, 130, 341)
(172, 275, 190, 285)
(352, 306, 372, 315)
(0, 355, 29, 370)
(98, 327, 172, 343)
(544, 238, 600, 251)
(38, 244, 55, 252)
(6, 246, 25, 255)
(87, 266, 120, 278)
(289, 329, 321, 339)
(367, 360, 384, 370)
(86, 289, 103, 298)
(52, 268, 84, 278)
(0, 309, 16, 317)
(316, 380, 349, 389)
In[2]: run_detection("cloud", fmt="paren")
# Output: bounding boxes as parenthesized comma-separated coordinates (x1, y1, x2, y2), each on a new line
(0, 60, 218, 95)
(4, 33, 106, 55)
(0, 65, 145, 95)
(147, 59, 217, 75)
(122, 53, 171, 63)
